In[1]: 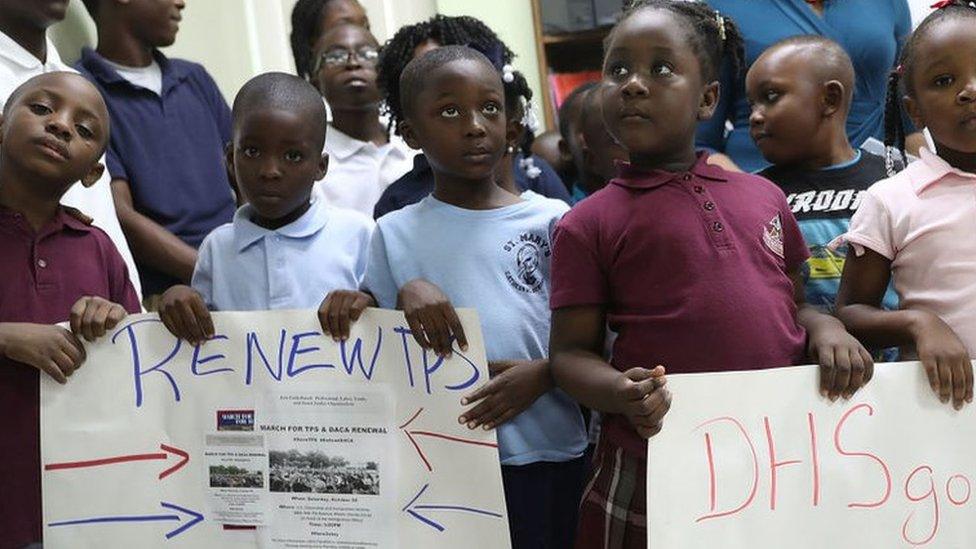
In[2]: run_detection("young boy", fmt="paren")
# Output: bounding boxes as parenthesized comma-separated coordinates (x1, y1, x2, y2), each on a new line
(572, 84, 628, 202)
(157, 72, 374, 344)
(0, 71, 140, 547)
(76, 0, 236, 302)
(301, 22, 416, 216)
(0, 0, 141, 297)
(361, 46, 587, 548)
(747, 35, 899, 318)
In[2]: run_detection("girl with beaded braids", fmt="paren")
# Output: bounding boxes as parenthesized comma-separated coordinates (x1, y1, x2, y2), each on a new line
(836, 1, 976, 412)
(549, 3, 871, 546)
(371, 15, 571, 220)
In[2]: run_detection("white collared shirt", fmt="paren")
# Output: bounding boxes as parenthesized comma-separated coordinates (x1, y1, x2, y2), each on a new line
(312, 123, 417, 217)
(0, 31, 143, 300)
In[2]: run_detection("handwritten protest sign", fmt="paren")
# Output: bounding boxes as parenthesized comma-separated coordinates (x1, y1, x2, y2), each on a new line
(647, 362, 975, 548)
(41, 309, 510, 549)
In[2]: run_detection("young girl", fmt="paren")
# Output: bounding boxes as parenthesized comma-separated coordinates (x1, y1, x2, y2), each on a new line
(836, 1, 976, 411)
(361, 45, 587, 548)
(371, 15, 571, 219)
(546, 2, 871, 547)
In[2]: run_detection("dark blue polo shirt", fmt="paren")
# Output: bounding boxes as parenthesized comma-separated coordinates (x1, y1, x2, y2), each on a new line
(76, 48, 235, 295)
(372, 152, 570, 219)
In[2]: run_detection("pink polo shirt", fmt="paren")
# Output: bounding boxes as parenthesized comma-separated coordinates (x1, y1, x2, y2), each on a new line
(551, 153, 809, 457)
(840, 147, 976, 354)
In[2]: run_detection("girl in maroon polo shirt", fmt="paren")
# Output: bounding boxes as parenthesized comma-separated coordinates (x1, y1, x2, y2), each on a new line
(546, 2, 873, 547)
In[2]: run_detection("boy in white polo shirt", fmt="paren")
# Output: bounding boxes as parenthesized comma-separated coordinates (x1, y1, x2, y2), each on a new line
(158, 73, 374, 343)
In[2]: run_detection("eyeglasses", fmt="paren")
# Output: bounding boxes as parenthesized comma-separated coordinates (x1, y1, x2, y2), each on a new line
(312, 46, 380, 73)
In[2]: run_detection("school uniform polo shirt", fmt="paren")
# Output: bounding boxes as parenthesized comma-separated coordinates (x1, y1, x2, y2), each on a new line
(312, 124, 417, 216)
(840, 147, 976, 355)
(550, 153, 809, 456)
(192, 200, 374, 311)
(0, 30, 142, 299)
(0, 206, 141, 546)
(76, 48, 236, 296)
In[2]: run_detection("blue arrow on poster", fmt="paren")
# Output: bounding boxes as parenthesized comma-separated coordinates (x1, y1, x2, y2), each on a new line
(48, 501, 204, 539)
(403, 483, 504, 532)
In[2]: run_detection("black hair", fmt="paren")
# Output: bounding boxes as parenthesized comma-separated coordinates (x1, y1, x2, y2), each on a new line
(398, 45, 497, 119)
(558, 81, 599, 143)
(613, 0, 745, 83)
(884, 0, 976, 174)
(765, 35, 855, 107)
(232, 72, 328, 151)
(290, 0, 351, 82)
(376, 15, 522, 134)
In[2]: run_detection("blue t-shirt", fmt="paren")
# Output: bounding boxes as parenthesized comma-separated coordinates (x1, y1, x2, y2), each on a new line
(699, 0, 913, 172)
(193, 200, 373, 311)
(372, 153, 571, 219)
(76, 48, 236, 295)
(363, 195, 586, 465)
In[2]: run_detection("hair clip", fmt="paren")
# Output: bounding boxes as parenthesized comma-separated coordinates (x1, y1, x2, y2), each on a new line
(929, 0, 958, 8)
(520, 156, 542, 180)
(521, 98, 541, 134)
(896, 64, 904, 75)
(715, 11, 726, 41)
(502, 64, 515, 84)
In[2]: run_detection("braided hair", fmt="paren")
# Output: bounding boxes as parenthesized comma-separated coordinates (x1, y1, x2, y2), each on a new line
(614, 0, 745, 83)
(883, 0, 976, 175)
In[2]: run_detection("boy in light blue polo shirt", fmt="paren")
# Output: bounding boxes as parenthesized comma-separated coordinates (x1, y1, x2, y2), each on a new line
(158, 73, 374, 344)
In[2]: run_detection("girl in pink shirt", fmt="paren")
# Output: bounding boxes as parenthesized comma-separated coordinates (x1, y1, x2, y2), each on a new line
(836, 1, 976, 410)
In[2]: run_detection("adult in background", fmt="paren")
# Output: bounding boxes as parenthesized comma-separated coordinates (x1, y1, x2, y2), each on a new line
(701, 0, 923, 172)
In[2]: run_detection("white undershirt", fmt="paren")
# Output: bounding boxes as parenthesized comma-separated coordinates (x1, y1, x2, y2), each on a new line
(104, 58, 163, 95)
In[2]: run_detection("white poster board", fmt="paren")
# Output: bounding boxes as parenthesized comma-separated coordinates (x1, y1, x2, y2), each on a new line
(41, 309, 510, 549)
(647, 362, 975, 548)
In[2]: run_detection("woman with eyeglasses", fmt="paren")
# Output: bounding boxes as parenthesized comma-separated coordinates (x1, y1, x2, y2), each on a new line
(290, 0, 417, 216)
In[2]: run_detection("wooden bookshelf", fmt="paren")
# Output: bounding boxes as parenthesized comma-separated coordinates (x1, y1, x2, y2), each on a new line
(530, 0, 611, 130)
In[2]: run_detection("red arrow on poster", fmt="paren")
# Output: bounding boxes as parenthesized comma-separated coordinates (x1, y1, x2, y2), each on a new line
(399, 408, 497, 472)
(44, 443, 189, 479)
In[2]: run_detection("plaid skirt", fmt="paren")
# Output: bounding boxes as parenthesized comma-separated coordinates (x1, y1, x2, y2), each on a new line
(575, 442, 646, 549)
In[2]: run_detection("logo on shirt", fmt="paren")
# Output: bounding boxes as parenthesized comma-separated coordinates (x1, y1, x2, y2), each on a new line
(503, 232, 550, 293)
(763, 214, 785, 259)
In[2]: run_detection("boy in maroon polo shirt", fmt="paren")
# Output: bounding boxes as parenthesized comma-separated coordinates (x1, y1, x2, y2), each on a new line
(0, 71, 140, 547)
(547, 2, 873, 547)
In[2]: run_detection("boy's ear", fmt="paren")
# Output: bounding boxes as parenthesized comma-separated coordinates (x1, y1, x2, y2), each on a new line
(224, 141, 236, 177)
(697, 81, 720, 121)
(903, 94, 924, 130)
(399, 121, 422, 151)
(822, 80, 845, 117)
(316, 153, 329, 180)
(80, 162, 105, 188)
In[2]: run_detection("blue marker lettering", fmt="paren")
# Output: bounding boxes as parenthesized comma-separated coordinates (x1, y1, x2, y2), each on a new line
(245, 329, 286, 384)
(191, 335, 233, 377)
(340, 326, 382, 380)
(287, 331, 334, 377)
(112, 318, 182, 408)
(394, 326, 416, 388)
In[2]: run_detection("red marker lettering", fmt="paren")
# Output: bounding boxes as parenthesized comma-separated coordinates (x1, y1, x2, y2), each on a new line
(902, 465, 940, 546)
(946, 474, 971, 506)
(695, 416, 759, 522)
(763, 416, 802, 511)
(833, 404, 891, 509)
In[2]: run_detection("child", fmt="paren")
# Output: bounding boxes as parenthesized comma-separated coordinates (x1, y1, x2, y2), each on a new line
(572, 83, 628, 202)
(0, 0, 142, 298)
(297, 21, 416, 215)
(77, 0, 236, 302)
(545, 3, 872, 546)
(360, 46, 587, 548)
(748, 36, 899, 324)
(0, 71, 140, 546)
(290, 0, 370, 84)
(157, 73, 374, 344)
(372, 15, 571, 219)
(553, 82, 598, 194)
(836, 1, 976, 411)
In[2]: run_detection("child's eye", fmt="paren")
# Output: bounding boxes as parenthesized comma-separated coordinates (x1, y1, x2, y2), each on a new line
(934, 74, 955, 88)
(242, 147, 260, 158)
(75, 124, 93, 139)
(652, 63, 674, 77)
(608, 64, 629, 79)
(482, 102, 500, 115)
(29, 103, 52, 115)
(440, 106, 460, 118)
(764, 90, 780, 103)
(284, 150, 303, 163)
